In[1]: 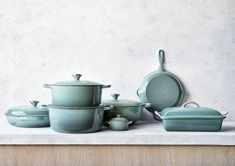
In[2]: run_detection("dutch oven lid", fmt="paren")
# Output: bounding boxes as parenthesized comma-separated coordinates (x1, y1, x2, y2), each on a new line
(5, 101, 49, 117)
(48, 74, 103, 86)
(103, 94, 141, 107)
(110, 115, 129, 122)
(160, 101, 227, 119)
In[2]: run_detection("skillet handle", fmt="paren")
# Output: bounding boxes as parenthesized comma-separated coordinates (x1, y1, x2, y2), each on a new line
(158, 49, 165, 71)
(154, 111, 162, 121)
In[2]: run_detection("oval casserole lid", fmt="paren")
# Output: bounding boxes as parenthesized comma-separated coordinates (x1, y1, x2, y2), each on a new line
(161, 101, 225, 119)
(5, 101, 49, 117)
(50, 74, 102, 86)
(103, 94, 140, 107)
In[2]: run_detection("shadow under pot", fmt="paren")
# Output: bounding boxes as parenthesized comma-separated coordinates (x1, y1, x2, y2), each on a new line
(102, 94, 151, 125)
(48, 104, 113, 133)
(44, 74, 111, 107)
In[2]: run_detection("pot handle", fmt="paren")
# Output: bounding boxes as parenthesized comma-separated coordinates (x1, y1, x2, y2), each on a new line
(182, 101, 200, 108)
(140, 103, 151, 108)
(128, 121, 133, 125)
(136, 89, 140, 97)
(102, 85, 111, 88)
(158, 49, 165, 71)
(43, 84, 51, 89)
(102, 105, 113, 111)
(220, 111, 228, 119)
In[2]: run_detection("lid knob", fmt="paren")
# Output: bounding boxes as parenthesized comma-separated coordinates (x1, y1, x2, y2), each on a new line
(29, 101, 39, 107)
(117, 115, 121, 118)
(111, 94, 120, 100)
(72, 74, 82, 81)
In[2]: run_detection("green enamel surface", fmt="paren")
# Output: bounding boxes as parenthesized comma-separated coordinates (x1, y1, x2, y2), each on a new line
(5, 116, 49, 127)
(6, 105, 49, 117)
(146, 74, 182, 110)
(163, 119, 223, 131)
(49, 86, 102, 107)
(160, 106, 225, 131)
(108, 121, 129, 131)
(48, 105, 111, 133)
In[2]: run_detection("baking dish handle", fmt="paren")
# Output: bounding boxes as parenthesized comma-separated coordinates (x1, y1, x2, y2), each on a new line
(182, 101, 200, 108)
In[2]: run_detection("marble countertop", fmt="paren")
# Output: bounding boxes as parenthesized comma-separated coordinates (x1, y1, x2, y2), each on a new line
(1, 117, 235, 145)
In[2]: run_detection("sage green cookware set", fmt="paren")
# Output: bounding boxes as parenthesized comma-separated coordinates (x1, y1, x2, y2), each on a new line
(5, 49, 228, 132)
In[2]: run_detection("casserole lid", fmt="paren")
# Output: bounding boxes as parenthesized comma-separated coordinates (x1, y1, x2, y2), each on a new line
(159, 101, 227, 119)
(5, 101, 49, 117)
(48, 74, 103, 86)
(103, 94, 140, 107)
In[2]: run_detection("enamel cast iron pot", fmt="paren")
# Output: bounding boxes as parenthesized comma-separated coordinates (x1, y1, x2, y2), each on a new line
(102, 94, 151, 124)
(48, 104, 113, 133)
(137, 50, 185, 120)
(44, 74, 111, 107)
(107, 115, 132, 131)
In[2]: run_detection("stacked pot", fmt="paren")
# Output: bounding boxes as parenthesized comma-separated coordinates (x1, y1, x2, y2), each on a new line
(44, 74, 112, 133)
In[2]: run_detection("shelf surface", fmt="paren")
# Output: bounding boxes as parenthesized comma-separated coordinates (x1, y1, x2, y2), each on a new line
(0, 117, 235, 145)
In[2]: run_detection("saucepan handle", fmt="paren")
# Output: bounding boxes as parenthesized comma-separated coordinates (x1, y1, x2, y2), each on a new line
(102, 85, 111, 88)
(140, 103, 151, 108)
(43, 84, 51, 89)
(220, 111, 228, 119)
(136, 89, 140, 97)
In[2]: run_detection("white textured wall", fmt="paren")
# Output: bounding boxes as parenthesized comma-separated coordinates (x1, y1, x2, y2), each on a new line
(0, 0, 235, 120)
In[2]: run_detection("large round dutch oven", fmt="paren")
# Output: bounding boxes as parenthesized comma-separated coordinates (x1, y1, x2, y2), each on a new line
(44, 74, 111, 107)
(48, 104, 113, 133)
